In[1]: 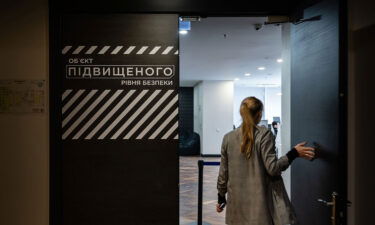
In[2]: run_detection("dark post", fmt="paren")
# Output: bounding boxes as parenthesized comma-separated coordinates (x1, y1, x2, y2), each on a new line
(197, 160, 204, 225)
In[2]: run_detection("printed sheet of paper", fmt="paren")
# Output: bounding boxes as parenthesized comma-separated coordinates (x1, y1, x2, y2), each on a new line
(0, 80, 45, 113)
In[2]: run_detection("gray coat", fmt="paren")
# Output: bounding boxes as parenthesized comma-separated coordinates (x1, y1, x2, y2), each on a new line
(217, 126, 297, 225)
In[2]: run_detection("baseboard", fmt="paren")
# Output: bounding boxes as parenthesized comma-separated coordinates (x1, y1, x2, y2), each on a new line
(200, 154, 221, 157)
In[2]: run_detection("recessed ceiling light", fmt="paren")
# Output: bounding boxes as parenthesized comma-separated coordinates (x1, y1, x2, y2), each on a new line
(244, 73, 251, 76)
(277, 58, 283, 63)
(179, 30, 188, 35)
(234, 78, 239, 81)
(258, 67, 266, 70)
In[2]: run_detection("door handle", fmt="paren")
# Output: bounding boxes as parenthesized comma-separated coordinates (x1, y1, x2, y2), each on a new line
(317, 198, 334, 206)
(317, 192, 338, 225)
(318, 192, 352, 225)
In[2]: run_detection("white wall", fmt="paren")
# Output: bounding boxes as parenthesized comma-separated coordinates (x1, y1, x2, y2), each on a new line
(193, 81, 203, 136)
(0, 1, 49, 225)
(281, 23, 291, 197)
(233, 85, 281, 128)
(194, 81, 234, 155)
(264, 87, 281, 123)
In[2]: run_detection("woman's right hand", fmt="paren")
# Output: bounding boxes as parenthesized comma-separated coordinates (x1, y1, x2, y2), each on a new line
(216, 204, 224, 213)
(294, 142, 315, 160)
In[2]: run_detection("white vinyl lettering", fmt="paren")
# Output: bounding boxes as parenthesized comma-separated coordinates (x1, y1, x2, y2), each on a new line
(82, 67, 91, 78)
(103, 67, 111, 76)
(127, 67, 134, 76)
(113, 67, 125, 77)
(164, 67, 173, 76)
(145, 67, 154, 76)
(67, 67, 77, 76)
(65, 65, 174, 79)
(135, 67, 143, 76)
(93, 67, 101, 76)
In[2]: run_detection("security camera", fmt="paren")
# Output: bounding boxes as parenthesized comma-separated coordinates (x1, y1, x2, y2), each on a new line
(254, 23, 263, 31)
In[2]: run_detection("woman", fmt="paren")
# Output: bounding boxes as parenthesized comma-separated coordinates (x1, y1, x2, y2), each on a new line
(216, 97, 315, 225)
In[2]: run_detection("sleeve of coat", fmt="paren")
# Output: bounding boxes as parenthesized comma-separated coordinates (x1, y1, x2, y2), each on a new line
(217, 134, 228, 196)
(260, 130, 290, 176)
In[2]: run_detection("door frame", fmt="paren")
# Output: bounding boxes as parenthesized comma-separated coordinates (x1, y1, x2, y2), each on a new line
(48, 0, 348, 224)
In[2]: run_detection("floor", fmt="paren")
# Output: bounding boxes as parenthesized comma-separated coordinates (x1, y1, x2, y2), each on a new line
(179, 156, 225, 225)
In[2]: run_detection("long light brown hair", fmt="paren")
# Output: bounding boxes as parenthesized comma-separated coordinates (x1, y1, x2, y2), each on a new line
(240, 97, 263, 159)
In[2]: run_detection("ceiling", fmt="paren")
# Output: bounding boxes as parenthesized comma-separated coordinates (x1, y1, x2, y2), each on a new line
(179, 17, 283, 87)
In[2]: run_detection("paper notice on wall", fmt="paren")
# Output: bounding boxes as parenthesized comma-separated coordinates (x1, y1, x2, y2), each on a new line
(0, 80, 45, 113)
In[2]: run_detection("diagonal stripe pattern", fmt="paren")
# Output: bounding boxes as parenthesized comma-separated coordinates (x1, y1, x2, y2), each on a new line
(99, 89, 149, 139)
(85, 46, 97, 54)
(61, 46, 72, 54)
(136, 46, 149, 54)
(162, 46, 174, 55)
(72, 46, 85, 54)
(74, 90, 123, 140)
(136, 94, 178, 139)
(112, 89, 161, 139)
(124, 90, 173, 139)
(61, 45, 178, 55)
(61, 89, 178, 140)
(85, 90, 135, 139)
(62, 89, 73, 101)
(149, 108, 178, 139)
(62, 90, 109, 139)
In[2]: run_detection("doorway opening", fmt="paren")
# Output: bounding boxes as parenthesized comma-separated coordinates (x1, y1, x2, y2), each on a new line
(178, 16, 291, 225)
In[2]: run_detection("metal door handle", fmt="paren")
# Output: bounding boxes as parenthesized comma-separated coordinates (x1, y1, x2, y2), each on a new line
(317, 192, 338, 225)
(318, 192, 352, 225)
(317, 198, 334, 206)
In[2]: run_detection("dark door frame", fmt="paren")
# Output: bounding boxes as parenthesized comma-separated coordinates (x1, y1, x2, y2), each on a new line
(49, 0, 348, 224)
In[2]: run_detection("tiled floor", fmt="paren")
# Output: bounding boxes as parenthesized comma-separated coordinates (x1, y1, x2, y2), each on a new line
(180, 156, 226, 225)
